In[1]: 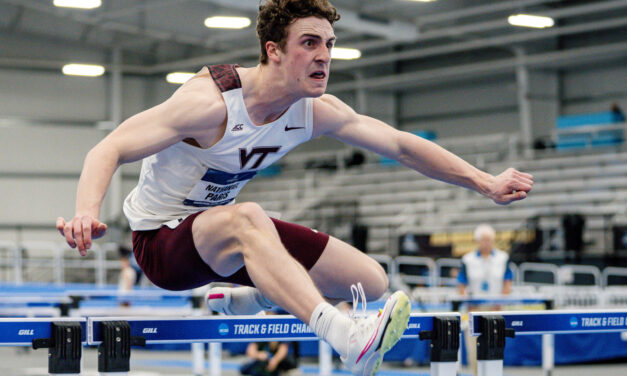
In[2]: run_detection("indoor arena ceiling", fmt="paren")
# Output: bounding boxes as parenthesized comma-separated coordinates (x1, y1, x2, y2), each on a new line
(0, 0, 626, 85)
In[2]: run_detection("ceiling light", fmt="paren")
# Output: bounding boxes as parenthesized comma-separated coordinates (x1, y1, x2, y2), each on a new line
(204, 16, 251, 29)
(62, 63, 105, 77)
(166, 72, 195, 84)
(331, 47, 361, 60)
(407, 0, 437, 2)
(53, 0, 102, 9)
(508, 14, 554, 29)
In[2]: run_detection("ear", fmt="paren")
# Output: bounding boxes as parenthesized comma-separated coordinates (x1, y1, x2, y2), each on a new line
(266, 41, 282, 64)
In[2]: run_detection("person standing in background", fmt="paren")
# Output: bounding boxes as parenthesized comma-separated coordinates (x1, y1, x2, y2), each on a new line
(457, 224, 513, 296)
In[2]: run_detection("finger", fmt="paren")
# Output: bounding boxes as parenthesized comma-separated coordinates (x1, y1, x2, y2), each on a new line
(511, 180, 533, 192)
(93, 222, 108, 239)
(516, 177, 534, 189)
(63, 223, 76, 249)
(73, 219, 86, 256)
(516, 171, 533, 180)
(517, 176, 534, 185)
(81, 216, 93, 250)
(503, 191, 527, 203)
(56, 217, 66, 236)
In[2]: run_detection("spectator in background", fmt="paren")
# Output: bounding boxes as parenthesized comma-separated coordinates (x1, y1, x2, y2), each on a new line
(457, 224, 513, 296)
(240, 340, 297, 376)
(118, 244, 143, 293)
(611, 102, 625, 122)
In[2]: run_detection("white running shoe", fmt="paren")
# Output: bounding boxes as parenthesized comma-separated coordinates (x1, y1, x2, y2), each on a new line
(205, 285, 273, 315)
(341, 287, 411, 376)
(205, 286, 234, 315)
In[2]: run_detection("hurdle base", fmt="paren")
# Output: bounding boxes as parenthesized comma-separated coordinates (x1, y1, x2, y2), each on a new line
(419, 316, 460, 376)
(430, 361, 457, 376)
(32, 321, 82, 375)
(98, 321, 145, 373)
(478, 360, 503, 376)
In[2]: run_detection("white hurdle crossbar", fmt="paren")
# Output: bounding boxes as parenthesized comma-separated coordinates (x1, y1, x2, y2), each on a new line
(469, 309, 627, 376)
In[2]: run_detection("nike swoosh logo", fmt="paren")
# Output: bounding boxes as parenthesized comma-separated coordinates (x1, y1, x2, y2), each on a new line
(285, 125, 305, 131)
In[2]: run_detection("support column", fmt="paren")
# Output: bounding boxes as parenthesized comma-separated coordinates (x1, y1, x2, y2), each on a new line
(476, 316, 515, 376)
(514, 47, 534, 158)
(542, 333, 555, 376)
(319, 340, 332, 376)
(355, 70, 367, 115)
(419, 316, 461, 376)
(108, 48, 123, 224)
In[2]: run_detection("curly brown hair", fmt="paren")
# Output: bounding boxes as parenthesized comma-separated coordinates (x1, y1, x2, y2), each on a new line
(257, 0, 340, 64)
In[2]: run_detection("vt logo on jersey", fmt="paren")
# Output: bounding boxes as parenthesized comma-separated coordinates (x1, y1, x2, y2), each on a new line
(239, 146, 281, 170)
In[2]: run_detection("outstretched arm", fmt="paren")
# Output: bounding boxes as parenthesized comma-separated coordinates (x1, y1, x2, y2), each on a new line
(57, 68, 225, 255)
(313, 94, 533, 204)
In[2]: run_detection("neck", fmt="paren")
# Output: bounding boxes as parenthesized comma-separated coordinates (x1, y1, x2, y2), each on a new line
(479, 249, 492, 258)
(241, 64, 302, 125)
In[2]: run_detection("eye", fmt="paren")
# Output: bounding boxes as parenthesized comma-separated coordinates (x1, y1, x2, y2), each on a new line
(303, 39, 314, 46)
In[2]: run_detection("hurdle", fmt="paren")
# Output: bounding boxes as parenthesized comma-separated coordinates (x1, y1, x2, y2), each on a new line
(469, 309, 627, 376)
(0, 312, 461, 376)
(0, 317, 87, 375)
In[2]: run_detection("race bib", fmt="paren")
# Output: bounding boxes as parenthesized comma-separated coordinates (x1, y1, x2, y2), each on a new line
(183, 168, 257, 207)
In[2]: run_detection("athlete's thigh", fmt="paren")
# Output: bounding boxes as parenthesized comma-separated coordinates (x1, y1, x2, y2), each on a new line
(309, 236, 388, 301)
(191, 204, 251, 275)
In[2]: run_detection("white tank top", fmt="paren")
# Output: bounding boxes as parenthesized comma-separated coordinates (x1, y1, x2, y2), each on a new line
(123, 65, 313, 230)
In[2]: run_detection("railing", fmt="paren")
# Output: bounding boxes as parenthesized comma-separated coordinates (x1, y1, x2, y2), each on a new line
(434, 257, 461, 287)
(518, 262, 560, 286)
(2, 241, 626, 295)
(602, 266, 627, 287)
(395, 256, 436, 287)
(0, 241, 122, 286)
(0, 241, 21, 284)
(558, 264, 601, 286)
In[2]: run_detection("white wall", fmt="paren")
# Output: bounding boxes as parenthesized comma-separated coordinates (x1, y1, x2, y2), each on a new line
(399, 75, 520, 138)
(562, 63, 627, 114)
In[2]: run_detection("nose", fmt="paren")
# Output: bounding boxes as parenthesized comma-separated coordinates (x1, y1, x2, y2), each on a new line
(316, 45, 331, 63)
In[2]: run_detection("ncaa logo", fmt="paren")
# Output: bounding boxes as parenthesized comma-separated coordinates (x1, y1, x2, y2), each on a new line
(218, 323, 229, 336)
(569, 317, 578, 328)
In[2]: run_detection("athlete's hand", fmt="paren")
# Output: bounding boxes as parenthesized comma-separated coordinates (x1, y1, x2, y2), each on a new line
(486, 167, 533, 205)
(56, 215, 108, 256)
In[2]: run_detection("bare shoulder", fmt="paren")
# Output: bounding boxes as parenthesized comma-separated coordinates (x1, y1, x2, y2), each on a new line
(315, 94, 353, 112)
(313, 94, 358, 136)
(171, 66, 224, 111)
(165, 66, 227, 131)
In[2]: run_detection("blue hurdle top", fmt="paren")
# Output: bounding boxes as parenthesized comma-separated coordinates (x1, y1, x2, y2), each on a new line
(469, 309, 627, 336)
(88, 312, 460, 345)
(0, 317, 87, 346)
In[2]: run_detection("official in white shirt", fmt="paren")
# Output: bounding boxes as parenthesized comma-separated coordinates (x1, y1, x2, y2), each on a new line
(457, 224, 513, 296)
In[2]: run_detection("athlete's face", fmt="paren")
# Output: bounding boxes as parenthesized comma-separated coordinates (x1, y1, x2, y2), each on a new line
(280, 17, 335, 97)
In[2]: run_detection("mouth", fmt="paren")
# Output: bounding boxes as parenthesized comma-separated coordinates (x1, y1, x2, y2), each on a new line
(309, 70, 326, 80)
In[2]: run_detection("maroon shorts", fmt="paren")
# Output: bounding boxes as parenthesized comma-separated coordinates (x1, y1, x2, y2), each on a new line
(132, 211, 330, 291)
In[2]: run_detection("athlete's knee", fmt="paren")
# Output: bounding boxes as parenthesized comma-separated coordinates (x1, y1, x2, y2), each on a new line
(233, 202, 268, 227)
(193, 202, 266, 240)
(365, 262, 389, 300)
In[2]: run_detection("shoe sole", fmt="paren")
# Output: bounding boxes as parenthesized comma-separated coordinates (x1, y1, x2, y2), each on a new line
(366, 292, 411, 376)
